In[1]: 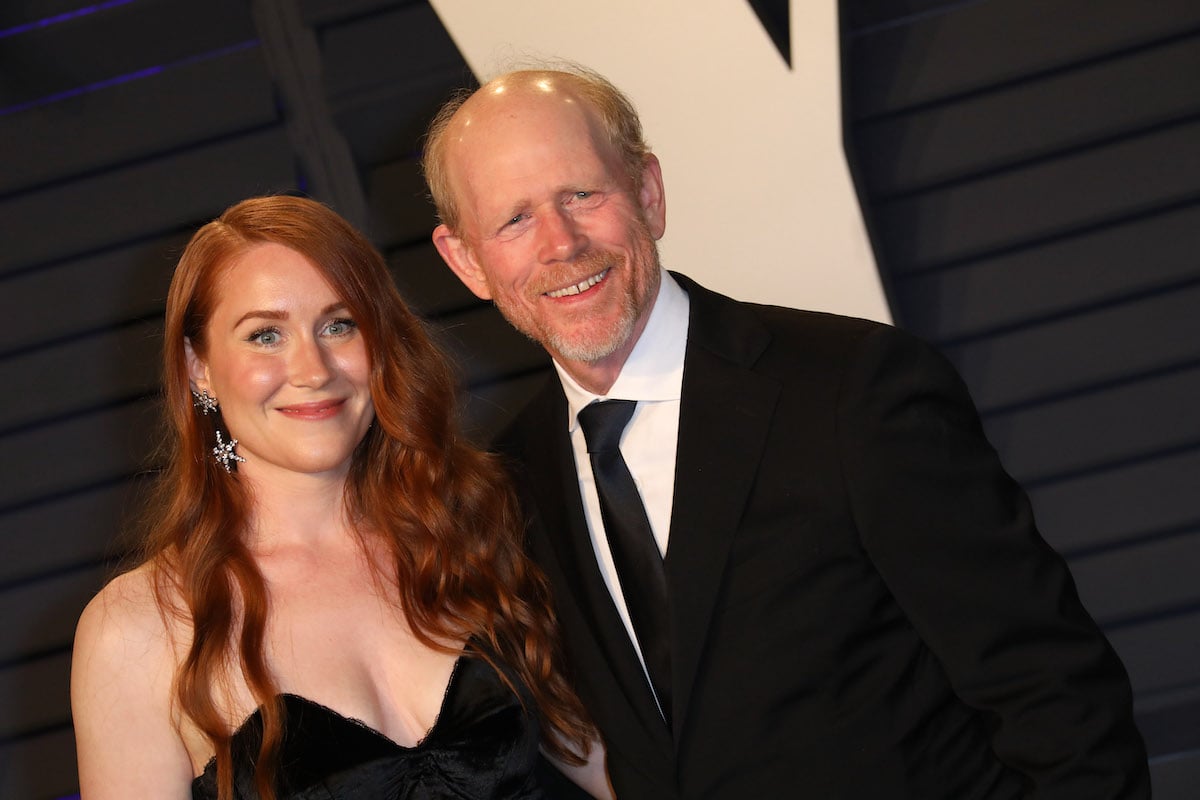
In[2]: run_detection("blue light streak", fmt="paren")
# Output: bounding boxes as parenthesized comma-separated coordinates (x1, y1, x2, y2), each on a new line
(0, 0, 137, 40)
(0, 39, 259, 118)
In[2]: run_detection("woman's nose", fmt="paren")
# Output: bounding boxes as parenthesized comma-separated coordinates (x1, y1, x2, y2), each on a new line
(289, 339, 333, 388)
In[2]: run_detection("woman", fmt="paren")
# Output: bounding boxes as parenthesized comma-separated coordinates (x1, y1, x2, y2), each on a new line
(71, 196, 610, 799)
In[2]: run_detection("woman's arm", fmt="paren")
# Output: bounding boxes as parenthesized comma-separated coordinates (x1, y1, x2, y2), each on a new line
(71, 570, 195, 799)
(545, 739, 615, 800)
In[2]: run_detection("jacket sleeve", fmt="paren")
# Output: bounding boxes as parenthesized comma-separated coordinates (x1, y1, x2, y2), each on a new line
(836, 323, 1150, 799)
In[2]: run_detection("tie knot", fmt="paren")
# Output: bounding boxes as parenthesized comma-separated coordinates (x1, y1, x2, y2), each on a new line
(578, 400, 637, 454)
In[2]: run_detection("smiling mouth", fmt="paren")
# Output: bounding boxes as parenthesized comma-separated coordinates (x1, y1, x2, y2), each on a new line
(545, 268, 609, 299)
(278, 399, 345, 418)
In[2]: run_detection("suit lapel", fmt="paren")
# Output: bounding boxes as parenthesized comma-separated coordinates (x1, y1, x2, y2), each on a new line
(666, 275, 780, 739)
(514, 380, 674, 757)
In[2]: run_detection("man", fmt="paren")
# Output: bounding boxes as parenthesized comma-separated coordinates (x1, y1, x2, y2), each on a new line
(424, 65, 1149, 798)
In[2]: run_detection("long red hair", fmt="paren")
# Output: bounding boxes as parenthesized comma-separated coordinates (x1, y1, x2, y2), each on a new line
(140, 195, 591, 799)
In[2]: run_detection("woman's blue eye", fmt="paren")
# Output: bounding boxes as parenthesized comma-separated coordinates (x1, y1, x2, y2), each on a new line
(326, 318, 357, 336)
(249, 328, 280, 345)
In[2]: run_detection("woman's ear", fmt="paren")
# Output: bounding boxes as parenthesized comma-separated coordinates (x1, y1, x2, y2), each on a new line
(184, 337, 210, 394)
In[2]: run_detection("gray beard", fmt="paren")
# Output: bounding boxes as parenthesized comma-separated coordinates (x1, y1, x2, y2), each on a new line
(539, 292, 638, 363)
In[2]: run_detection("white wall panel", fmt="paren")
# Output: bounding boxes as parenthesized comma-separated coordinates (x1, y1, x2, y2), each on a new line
(428, 0, 890, 322)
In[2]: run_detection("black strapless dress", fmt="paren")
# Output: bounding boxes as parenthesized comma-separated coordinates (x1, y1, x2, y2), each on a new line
(191, 656, 546, 799)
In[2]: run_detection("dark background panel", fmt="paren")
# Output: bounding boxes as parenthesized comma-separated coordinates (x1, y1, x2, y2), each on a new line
(844, 0, 972, 31)
(0, 728, 78, 800)
(315, 1, 461, 104)
(1071, 528, 1200, 626)
(429, 305, 552, 389)
(386, 241, 482, 317)
(363, 158, 444, 248)
(855, 31, 1200, 199)
(0, 480, 143, 585)
(0, 400, 161, 510)
(0, 232, 189, 355)
(0, 321, 162, 432)
(0, 45, 278, 197)
(848, 0, 1200, 119)
(1028, 449, 1200, 553)
(0, 0, 257, 108)
(1110, 610, 1200, 698)
(874, 119, 1200, 274)
(0, 653, 73, 743)
(842, 0, 1200, 790)
(0, 129, 299, 276)
(980, 365, 1200, 485)
(893, 203, 1200, 343)
(0, 567, 107, 664)
(946, 286, 1200, 412)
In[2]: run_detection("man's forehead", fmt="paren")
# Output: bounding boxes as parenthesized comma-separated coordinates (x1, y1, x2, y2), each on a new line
(446, 85, 613, 177)
(480, 70, 576, 100)
(456, 77, 588, 133)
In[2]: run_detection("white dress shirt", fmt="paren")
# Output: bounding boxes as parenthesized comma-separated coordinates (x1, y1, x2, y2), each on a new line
(553, 271, 690, 684)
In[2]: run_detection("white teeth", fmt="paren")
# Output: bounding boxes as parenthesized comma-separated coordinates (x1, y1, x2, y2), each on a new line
(546, 269, 608, 298)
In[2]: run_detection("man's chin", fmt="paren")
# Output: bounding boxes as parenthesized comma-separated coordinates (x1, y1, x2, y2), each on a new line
(544, 323, 631, 365)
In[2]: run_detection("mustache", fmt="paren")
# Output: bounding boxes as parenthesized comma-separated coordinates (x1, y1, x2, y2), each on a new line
(530, 250, 622, 295)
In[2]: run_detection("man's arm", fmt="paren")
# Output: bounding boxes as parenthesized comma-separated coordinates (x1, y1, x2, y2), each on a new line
(837, 324, 1150, 798)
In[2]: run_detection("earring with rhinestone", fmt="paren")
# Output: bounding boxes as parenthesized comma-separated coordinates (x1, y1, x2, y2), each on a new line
(213, 430, 247, 473)
(192, 388, 218, 415)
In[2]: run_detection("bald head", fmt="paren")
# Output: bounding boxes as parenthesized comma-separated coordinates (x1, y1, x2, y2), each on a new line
(423, 67, 651, 234)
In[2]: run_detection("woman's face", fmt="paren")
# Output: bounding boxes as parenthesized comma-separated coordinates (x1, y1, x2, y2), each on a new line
(187, 242, 375, 484)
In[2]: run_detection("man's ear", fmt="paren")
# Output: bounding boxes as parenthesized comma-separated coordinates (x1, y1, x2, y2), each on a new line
(184, 337, 210, 394)
(432, 224, 494, 301)
(638, 154, 667, 240)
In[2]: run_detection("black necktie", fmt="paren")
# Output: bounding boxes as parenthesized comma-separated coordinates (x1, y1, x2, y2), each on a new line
(577, 399, 672, 725)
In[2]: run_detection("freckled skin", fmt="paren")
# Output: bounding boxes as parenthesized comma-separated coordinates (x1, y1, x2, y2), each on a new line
(187, 242, 375, 483)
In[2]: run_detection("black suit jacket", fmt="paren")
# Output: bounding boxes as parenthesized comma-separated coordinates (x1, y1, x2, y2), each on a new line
(500, 274, 1148, 799)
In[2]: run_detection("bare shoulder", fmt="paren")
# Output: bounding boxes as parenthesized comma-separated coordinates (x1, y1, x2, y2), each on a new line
(75, 564, 181, 666)
(72, 562, 186, 729)
(72, 562, 194, 798)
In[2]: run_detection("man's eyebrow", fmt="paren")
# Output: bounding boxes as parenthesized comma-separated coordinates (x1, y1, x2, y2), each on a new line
(499, 199, 531, 221)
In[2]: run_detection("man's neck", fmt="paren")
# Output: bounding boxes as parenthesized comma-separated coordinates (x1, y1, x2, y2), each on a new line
(556, 348, 633, 395)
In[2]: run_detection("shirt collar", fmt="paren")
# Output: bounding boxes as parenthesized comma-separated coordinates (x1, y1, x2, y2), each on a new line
(555, 271, 690, 432)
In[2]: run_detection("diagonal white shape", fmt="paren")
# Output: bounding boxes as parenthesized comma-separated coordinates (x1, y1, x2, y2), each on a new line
(427, 0, 890, 322)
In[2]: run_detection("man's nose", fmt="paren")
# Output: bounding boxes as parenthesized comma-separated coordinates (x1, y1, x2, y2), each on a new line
(536, 207, 587, 263)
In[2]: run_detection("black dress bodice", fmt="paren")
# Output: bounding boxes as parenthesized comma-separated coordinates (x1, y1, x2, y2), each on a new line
(191, 656, 545, 799)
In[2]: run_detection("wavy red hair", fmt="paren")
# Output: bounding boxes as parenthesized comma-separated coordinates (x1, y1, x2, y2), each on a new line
(139, 195, 592, 800)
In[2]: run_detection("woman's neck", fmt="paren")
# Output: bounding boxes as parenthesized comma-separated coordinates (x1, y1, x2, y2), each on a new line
(240, 467, 357, 553)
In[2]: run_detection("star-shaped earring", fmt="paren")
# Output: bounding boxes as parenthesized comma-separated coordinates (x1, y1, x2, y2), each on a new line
(192, 388, 218, 415)
(213, 430, 247, 473)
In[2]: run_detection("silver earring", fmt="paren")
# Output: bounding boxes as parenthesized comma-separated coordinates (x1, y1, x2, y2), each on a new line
(192, 388, 218, 415)
(213, 430, 247, 473)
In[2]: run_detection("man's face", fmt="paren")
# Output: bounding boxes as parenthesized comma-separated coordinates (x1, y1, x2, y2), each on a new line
(433, 85, 666, 383)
